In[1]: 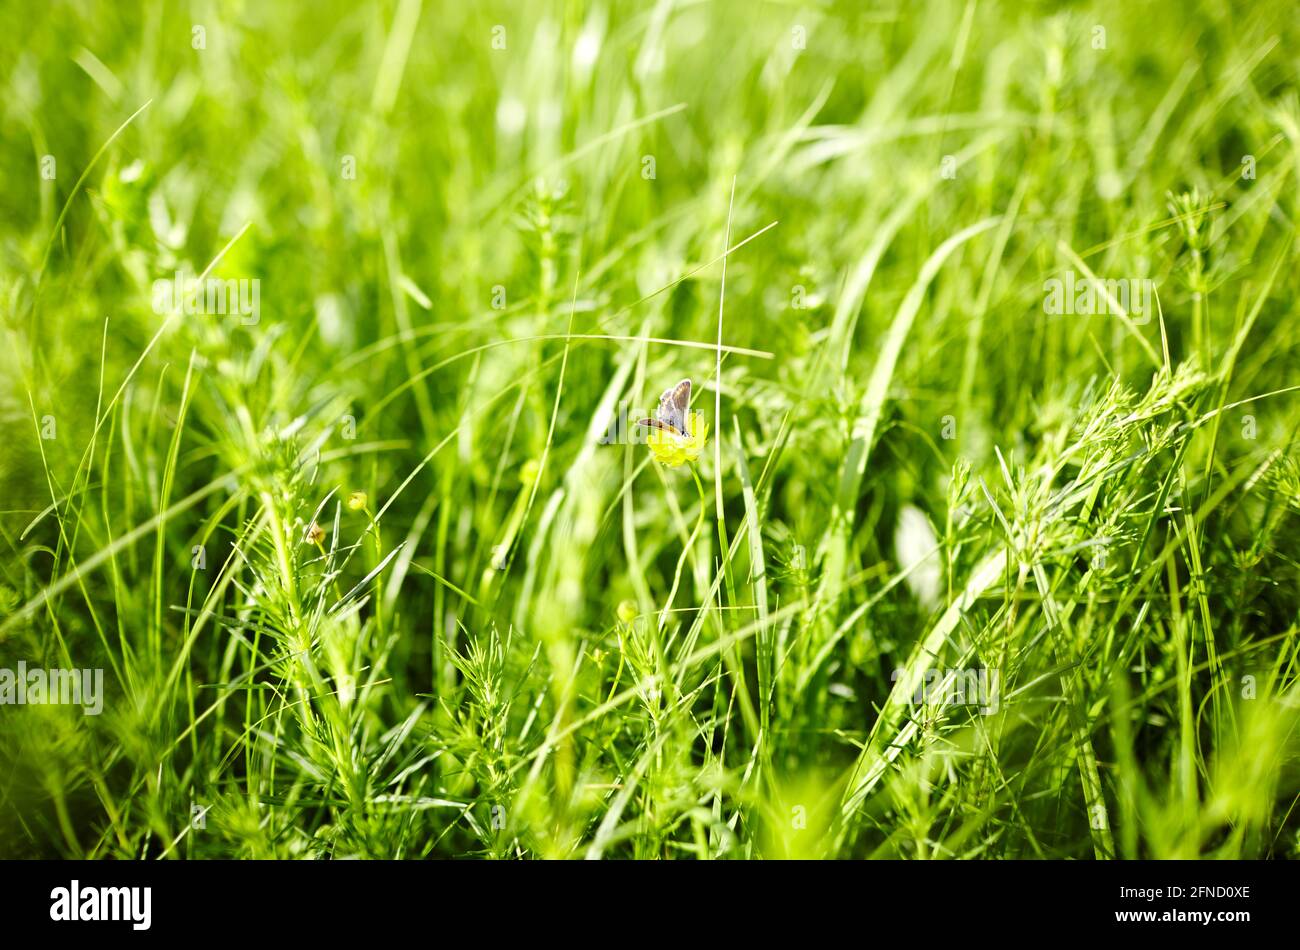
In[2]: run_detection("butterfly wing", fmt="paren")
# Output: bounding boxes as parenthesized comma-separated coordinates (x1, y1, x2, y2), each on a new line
(635, 417, 679, 434)
(656, 379, 691, 433)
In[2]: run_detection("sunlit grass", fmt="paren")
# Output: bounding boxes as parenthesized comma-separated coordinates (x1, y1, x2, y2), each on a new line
(1, 0, 1299, 859)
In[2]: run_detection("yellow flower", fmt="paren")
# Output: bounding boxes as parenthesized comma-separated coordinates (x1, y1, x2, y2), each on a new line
(305, 522, 326, 545)
(645, 411, 708, 468)
(347, 491, 367, 511)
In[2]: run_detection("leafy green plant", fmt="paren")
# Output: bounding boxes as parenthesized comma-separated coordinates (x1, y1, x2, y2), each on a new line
(1, 0, 1298, 860)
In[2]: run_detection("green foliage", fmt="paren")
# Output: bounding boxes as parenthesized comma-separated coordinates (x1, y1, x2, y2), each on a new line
(1, 0, 1299, 859)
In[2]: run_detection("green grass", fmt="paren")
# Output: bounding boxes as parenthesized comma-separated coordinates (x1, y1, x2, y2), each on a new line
(2, 0, 1299, 859)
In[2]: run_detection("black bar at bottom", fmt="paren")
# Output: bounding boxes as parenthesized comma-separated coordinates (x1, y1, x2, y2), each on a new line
(0, 858, 1284, 936)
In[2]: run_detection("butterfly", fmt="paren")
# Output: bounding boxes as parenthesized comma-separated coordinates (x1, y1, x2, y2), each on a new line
(637, 379, 691, 436)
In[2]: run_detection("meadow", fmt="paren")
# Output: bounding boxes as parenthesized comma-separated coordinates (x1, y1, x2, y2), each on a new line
(1, 0, 1299, 859)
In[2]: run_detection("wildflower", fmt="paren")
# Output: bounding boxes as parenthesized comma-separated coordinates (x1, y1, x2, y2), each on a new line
(347, 491, 368, 511)
(305, 522, 325, 545)
(645, 411, 709, 468)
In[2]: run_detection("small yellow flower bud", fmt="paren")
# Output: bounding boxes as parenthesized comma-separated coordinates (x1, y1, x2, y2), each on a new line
(347, 491, 367, 511)
(616, 599, 637, 624)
